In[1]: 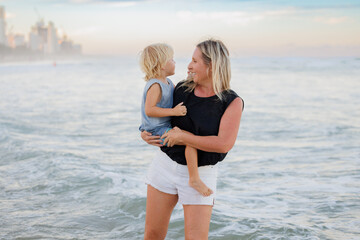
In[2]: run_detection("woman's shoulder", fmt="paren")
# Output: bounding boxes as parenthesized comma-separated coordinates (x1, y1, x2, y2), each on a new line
(223, 89, 244, 110)
(174, 80, 187, 91)
(224, 89, 238, 97)
(222, 89, 239, 101)
(173, 81, 192, 101)
(174, 80, 191, 94)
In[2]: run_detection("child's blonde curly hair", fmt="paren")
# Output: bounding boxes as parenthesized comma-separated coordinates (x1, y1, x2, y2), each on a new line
(139, 43, 174, 81)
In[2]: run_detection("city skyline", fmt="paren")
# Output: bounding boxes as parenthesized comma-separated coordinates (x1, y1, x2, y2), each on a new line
(0, 5, 81, 57)
(1, 0, 360, 57)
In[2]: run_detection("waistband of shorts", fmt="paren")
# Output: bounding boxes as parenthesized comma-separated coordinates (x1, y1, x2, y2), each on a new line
(155, 149, 218, 176)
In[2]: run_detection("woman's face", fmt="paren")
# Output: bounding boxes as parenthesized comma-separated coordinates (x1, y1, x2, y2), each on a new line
(187, 47, 210, 84)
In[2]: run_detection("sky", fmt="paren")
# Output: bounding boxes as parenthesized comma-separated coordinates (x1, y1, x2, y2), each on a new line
(1, 0, 360, 57)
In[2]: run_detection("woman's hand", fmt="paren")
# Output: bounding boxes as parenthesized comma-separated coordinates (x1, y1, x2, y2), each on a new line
(161, 127, 185, 147)
(141, 130, 163, 147)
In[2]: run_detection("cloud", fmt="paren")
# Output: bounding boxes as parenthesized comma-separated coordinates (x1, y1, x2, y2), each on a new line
(68, 0, 142, 6)
(103, 1, 137, 7)
(177, 11, 262, 25)
(263, 8, 297, 17)
(69, 0, 91, 3)
(292, 2, 360, 11)
(176, 8, 296, 26)
(69, 26, 104, 36)
(314, 16, 349, 25)
(4, 12, 16, 19)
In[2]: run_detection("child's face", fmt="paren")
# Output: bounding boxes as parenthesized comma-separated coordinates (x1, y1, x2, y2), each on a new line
(164, 58, 176, 77)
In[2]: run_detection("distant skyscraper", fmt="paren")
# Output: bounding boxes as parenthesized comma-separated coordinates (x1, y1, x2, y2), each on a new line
(0, 6, 7, 46)
(1, 7, 81, 55)
(29, 20, 47, 53)
(8, 34, 25, 48)
(47, 21, 58, 54)
(29, 28, 41, 51)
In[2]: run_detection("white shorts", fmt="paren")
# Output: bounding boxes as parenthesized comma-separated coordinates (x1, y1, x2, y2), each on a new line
(145, 149, 218, 205)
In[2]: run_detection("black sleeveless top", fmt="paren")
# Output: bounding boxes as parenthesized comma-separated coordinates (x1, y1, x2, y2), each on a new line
(161, 81, 244, 166)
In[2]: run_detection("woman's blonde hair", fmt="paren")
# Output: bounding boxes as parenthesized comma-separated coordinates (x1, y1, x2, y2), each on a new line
(183, 39, 231, 100)
(139, 43, 174, 81)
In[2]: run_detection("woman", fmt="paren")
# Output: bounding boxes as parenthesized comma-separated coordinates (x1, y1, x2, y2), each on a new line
(141, 39, 244, 240)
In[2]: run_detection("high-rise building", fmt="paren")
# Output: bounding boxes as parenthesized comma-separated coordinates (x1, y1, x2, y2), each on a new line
(36, 20, 47, 50)
(29, 29, 41, 51)
(46, 21, 58, 54)
(1, 6, 81, 55)
(8, 34, 25, 48)
(0, 6, 7, 46)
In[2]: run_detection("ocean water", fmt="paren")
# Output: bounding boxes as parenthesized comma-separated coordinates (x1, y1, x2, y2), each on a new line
(0, 56, 359, 240)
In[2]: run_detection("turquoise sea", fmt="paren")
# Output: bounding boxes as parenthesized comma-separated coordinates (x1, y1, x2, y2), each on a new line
(0, 56, 359, 239)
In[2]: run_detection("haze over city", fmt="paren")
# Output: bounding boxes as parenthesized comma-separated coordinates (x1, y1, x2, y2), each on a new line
(1, 0, 360, 57)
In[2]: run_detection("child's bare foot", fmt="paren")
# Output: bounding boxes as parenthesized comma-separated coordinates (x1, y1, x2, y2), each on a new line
(189, 178, 213, 197)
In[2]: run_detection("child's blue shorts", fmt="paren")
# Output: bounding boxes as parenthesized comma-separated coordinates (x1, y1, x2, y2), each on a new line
(160, 128, 172, 146)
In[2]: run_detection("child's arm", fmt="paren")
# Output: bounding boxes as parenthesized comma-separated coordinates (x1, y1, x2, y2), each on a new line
(145, 83, 186, 117)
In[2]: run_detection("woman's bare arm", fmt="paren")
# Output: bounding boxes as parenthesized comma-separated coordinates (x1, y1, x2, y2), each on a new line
(162, 97, 243, 153)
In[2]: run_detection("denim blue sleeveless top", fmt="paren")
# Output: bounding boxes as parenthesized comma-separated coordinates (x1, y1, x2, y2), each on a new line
(139, 78, 175, 136)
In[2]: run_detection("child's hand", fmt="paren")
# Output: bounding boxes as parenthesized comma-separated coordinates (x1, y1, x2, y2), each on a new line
(172, 102, 187, 116)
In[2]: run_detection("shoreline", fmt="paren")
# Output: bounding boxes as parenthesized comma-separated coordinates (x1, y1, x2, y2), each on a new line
(0, 54, 85, 64)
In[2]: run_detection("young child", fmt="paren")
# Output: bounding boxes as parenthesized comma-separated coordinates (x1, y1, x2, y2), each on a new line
(139, 43, 213, 197)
